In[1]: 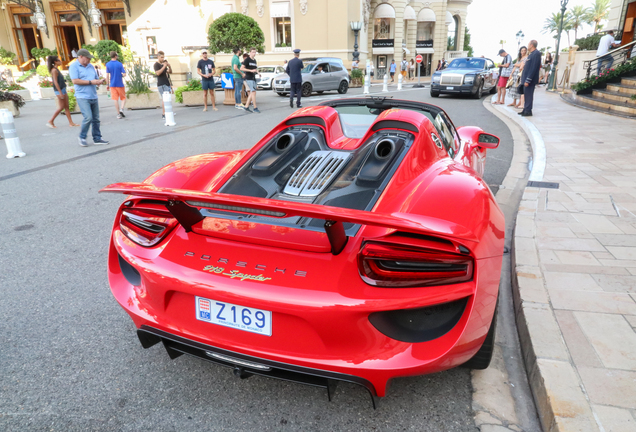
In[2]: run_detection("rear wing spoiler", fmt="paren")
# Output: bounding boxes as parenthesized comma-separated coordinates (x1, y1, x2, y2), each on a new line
(100, 182, 477, 255)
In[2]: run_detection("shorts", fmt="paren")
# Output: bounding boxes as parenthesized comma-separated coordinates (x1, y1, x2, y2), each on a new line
(245, 80, 257, 92)
(157, 84, 171, 95)
(390, 72, 395, 77)
(54, 87, 67, 96)
(201, 79, 215, 91)
(498, 76, 510, 87)
(110, 86, 126, 100)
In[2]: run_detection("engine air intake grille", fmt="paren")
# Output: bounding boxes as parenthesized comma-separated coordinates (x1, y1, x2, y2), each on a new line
(440, 74, 464, 85)
(284, 151, 350, 197)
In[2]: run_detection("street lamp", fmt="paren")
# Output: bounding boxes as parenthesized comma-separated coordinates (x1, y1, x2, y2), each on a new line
(350, 20, 363, 62)
(549, 0, 568, 91)
(88, 0, 102, 28)
(516, 30, 524, 50)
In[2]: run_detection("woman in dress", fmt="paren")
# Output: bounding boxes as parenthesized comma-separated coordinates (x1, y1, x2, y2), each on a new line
(46, 55, 79, 128)
(409, 59, 415, 80)
(539, 52, 553, 84)
(508, 46, 528, 108)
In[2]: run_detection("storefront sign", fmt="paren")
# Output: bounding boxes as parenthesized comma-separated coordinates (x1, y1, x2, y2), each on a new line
(416, 40, 434, 48)
(372, 39, 394, 48)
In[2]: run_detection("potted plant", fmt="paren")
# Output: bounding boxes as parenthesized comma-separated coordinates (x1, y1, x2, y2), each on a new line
(8, 74, 32, 101)
(0, 91, 25, 117)
(60, 89, 80, 115)
(38, 79, 56, 99)
(175, 79, 211, 106)
(0, 47, 19, 74)
(350, 68, 364, 87)
(126, 59, 161, 109)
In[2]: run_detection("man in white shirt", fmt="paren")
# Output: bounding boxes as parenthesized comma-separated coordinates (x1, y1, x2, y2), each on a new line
(596, 30, 619, 76)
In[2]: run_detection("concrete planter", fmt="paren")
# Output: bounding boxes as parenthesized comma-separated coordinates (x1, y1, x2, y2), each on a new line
(181, 90, 217, 107)
(10, 89, 31, 102)
(40, 87, 56, 99)
(0, 100, 20, 117)
(126, 92, 161, 110)
(350, 78, 364, 88)
(223, 88, 249, 105)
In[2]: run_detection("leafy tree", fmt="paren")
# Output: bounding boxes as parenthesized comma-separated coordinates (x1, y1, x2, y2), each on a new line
(586, 0, 610, 34)
(30, 47, 57, 64)
(543, 11, 573, 46)
(0, 47, 17, 65)
(463, 27, 474, 57)
(207, 13, 265, 54)
(93, 40, 123, 64)
(569, 5, 590, 41)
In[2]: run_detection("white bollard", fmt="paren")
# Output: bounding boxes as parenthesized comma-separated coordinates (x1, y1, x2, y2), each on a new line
(163, 92, 176, 127)
(397, 73, 403, 91)
(382, 74, 388, 92)
(363, 70, 370, 95)
(0, 109, 26, 159)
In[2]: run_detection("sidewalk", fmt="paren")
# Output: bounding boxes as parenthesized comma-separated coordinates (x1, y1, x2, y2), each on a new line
(494, 91, 636, 431)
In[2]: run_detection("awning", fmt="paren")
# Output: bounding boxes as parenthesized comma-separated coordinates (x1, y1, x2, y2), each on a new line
(404, 6, 416, 20)
(446, 11, 454, 26)
(403, 47, 411, 54)
(373, 47, 396, 55)
(417, 48, 435, 54)
(417, 8, 435, 22)
(271, 1, 291, 17)
(374, 3, 395, 19)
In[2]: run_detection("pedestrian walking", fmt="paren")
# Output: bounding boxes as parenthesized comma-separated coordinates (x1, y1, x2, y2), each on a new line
(596, 30, 619, 76)
(106, 51, 127, 119)
(46, 55, 79, 129)
(389, 60, 396, 82)
(508, 46, 528, 108)
(286, 49, 304, 108)
(71, 48, 78, 59)
(494, 49, 513, 105)
(539, 52, 552, 84)
(241, 47, 260, 113)
(519, 40, 541, 117)
(409, 59, 415, 80)
(368, 61, 374, 78)
(197, 50, 217, 112)
(400, 58, 408, 80)
(154, 51, 174, 119)
(231, 47, 245, 109)
(69, 49, 109, 147)
(351, 59, 359, 70)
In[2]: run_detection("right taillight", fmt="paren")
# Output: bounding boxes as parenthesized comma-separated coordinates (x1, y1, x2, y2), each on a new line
(119, 202, 178, 247)
(358, 242, 473, 288)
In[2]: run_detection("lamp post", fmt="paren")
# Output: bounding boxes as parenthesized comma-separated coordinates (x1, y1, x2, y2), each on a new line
(516, 30, 524, 50)
(350, 21, 363, 62)
(549, 0, 568, 91)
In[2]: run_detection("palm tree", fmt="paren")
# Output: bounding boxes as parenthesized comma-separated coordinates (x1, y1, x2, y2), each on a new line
(586, 0, 611, 34)
(569, 5, 590, 41)
(543, 11, 572, 45)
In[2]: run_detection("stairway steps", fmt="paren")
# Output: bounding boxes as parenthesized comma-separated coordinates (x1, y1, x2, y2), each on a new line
(607, 83, 636, 95)
(575, 93, 636, 117)
(592, 89, 636, 105)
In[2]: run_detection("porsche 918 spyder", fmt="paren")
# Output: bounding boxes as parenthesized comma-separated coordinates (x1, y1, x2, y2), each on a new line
(101, 97, 504, 407)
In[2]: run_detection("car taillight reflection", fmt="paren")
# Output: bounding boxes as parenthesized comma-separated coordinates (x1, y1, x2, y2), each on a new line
(358, 242, 473, 288)
(119, 205, 178, 247)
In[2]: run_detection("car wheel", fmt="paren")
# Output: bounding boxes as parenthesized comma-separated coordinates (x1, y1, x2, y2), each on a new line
(302, 82, 313, 97)
(277, 92, 286, 97)
(461, 296, 498, 369)
(317, 91, 324, 94)
(337, 81, 349, 94)
(472, 82, 483, 99)
(430, 91, 440, 98)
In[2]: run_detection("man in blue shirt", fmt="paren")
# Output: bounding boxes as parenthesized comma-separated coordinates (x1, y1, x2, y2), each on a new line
(70, 49, 109, 146)
(106, 51, 127, 119)
(389, 60, 396, 82)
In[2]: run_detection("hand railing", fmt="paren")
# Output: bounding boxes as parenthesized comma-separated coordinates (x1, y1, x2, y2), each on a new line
(584, 40, 636, 79)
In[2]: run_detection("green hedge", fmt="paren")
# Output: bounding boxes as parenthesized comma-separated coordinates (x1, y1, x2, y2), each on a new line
(574, 34, 602, 51)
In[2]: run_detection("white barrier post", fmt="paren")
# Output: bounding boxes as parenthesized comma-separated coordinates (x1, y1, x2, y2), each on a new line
(0, 109, 25, 159)
(163, 92, 176, 127)
(363, 69, 370, 95)
(382, 74, 388, 92)
(397, 72, 403, 91)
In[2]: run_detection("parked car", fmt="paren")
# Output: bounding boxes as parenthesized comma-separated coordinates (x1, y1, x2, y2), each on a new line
(101, 98, 504, 406)
(430, 57, 498, 99)
(273, 57, 349, 97)
(256, 65, 286, 90)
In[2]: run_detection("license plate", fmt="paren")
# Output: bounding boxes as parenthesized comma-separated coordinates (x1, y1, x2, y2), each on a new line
(196, 296, 272, 336)
(446, 86, 454, 90)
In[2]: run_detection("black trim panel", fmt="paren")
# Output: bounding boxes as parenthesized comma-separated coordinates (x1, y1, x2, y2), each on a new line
(371, 120, 419, 133)
(285, 116, 327, 128)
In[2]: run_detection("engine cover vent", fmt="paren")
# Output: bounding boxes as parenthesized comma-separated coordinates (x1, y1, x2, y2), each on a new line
(284, 151, 351, 197)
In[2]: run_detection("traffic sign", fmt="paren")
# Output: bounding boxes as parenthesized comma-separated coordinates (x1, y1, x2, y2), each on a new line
(416, 55, 423, 64)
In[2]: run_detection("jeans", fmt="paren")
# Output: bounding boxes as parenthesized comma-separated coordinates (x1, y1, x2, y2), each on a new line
(597, 54, 614, 76)
(234, 77, 243, 104)
(77, 98, 102, 140)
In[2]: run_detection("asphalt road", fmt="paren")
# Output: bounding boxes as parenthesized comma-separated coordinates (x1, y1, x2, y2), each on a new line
(0, 84, 513, 431)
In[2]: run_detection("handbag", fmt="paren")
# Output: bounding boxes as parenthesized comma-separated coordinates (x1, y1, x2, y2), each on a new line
(517, 84, 524, 95)
(506, 76, 514, 89)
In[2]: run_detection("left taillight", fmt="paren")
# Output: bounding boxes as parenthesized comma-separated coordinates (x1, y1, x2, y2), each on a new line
(358, 242, 474, 288)
(119, 202, 178, 247)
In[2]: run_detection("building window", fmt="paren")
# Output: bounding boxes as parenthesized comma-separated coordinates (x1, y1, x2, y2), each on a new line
(417, 22, 434, 41)
(374, 18, 394, 39)
(274, 17, 292, 46)
(447, 16, 459, 51)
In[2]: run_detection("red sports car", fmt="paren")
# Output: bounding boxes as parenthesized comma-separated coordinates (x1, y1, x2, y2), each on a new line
(101, 97, 504, 407)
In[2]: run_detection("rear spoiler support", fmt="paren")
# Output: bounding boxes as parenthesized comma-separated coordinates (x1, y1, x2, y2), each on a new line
(167, 200, 204, 233)
(324, 220, 347, 255)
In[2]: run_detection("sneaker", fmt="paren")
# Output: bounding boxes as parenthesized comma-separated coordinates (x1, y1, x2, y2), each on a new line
(119, 111, 126, 118)
(252, 107, 261, 113)
(93, 138, 109, 145)
(117, 113, 123, 119)
(243, 106, 253, 113)
(162, 114, 165, 120)
(78, 137, 88, 147)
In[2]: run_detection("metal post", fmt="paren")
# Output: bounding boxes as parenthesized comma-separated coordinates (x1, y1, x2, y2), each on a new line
(549, 0, 568, 91)
(413, 59, 424, 88)
(353, 29, 360, 62)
